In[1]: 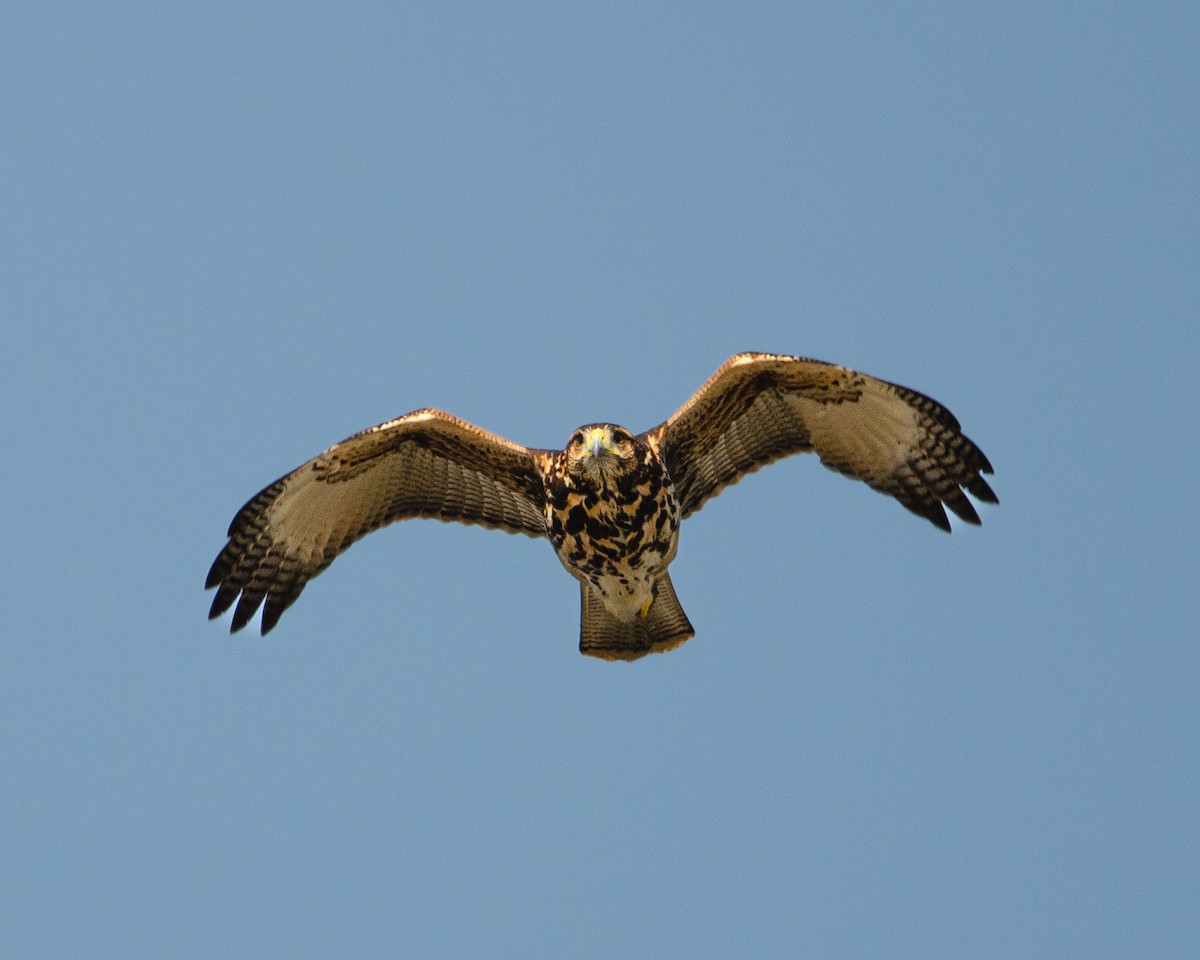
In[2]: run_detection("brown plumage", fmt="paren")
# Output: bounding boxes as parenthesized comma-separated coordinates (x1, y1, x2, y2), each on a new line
(206, 352, 997, 659)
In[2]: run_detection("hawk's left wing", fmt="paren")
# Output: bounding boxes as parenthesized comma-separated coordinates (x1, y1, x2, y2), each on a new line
(643, 352, 997, 530)
(206, 408, 551, 634)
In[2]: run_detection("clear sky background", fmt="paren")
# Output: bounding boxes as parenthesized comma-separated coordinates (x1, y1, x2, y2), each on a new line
(3, 2, 1196, 958)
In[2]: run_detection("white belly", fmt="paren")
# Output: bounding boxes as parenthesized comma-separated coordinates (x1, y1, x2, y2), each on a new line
(589, 571, 660, 621)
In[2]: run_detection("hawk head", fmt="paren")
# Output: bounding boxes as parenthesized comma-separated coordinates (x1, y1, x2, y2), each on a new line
(563, 424, 639, 484)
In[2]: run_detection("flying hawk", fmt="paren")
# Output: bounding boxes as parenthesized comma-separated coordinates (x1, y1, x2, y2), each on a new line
(206, 352, 996, 660)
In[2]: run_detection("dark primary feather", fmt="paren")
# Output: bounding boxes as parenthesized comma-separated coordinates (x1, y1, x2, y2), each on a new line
(206, 409, 550, 634)
(644, 352, 997, 530)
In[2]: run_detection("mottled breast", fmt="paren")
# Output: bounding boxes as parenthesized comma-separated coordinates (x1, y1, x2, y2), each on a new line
(543, 429, 681, 619)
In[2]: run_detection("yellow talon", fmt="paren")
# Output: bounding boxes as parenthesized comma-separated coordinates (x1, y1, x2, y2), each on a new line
(638, 596, 654, 619)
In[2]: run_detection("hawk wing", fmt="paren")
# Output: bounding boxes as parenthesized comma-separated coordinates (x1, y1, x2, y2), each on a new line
(643, 352, 997, 530)
(206, 408, 550, 634)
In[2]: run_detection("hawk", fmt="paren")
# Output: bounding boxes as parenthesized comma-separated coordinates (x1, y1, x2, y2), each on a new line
(206, 352, 997, 660)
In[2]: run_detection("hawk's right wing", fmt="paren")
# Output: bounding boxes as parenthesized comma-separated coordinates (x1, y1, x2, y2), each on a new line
(206, 409, 551, 634)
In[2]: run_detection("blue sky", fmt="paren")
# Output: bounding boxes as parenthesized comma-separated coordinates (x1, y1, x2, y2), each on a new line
(3, 2, 1197, 957)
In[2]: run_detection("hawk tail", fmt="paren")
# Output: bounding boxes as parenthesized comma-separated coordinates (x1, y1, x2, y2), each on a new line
(578, 573, 695, 661)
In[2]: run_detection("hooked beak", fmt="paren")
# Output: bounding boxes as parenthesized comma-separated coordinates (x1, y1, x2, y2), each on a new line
(585, 427, 615, 460)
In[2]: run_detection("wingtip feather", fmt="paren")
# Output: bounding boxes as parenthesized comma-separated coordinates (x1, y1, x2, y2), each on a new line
(968, 475, 999, 505)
